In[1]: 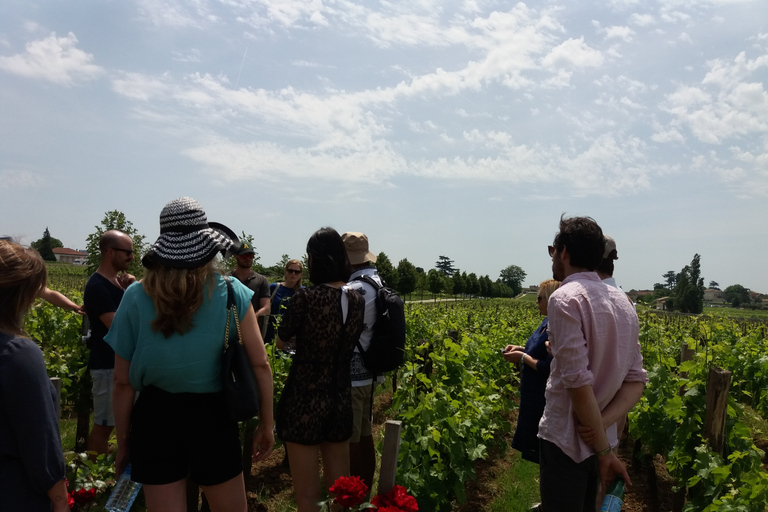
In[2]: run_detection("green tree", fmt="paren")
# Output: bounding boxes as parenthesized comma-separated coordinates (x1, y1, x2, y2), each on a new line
(435, 255, 456, 277)
(499, 264, 526, 296)
(672, 254, 705, 314)
(723, 284, 751, 308)
(376, 252, 398, 290)
(31, 227, 63, 261)
(452, 271, 465, 297)
(85, 211, 147, 277)
(466, 272, 479, 297)
(662, 270, 677, 289)
(427, 269, 443, 299)
(479, 275, 492, 297)
(708, 281, 720, 290)
(396, 258, 417, 297)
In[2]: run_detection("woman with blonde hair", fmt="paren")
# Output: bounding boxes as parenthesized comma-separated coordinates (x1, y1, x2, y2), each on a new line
(106, 197, 274, 512)
(0, 240, 69, 512)
(263, 258, 304, 344)
(503, 278, 560, 463)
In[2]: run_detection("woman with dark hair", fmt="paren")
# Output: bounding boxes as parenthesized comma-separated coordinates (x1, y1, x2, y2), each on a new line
(0, 240, 69, 512)
(106, 197, 274, 512)
(263, 258, 303, 344)
(275, 227, 365, 512)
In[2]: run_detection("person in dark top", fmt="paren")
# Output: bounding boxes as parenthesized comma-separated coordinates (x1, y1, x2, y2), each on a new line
(264, 258, 303, 344)
(275, 228, 365, 512)
(228, 241, 271, 337)
(0, 240, 69, 512)
(83, 230, 135, 455)
(503, 278, 560, 463)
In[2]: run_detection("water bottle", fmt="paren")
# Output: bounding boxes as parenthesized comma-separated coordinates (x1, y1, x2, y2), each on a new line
(600, 477, 625, 512)
(105, 464, 142, 512)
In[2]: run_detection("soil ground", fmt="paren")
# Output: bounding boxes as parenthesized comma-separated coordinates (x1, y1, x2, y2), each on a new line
(242, 391, 768, 512)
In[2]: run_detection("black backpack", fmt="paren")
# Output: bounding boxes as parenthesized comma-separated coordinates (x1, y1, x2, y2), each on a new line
(353, 274, 406, 373)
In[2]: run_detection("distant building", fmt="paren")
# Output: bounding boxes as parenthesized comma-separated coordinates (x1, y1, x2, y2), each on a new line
(703, 288, 725, 303)
(527, 285, 539, 292)
(52, 247, 88, 263)
(628, 290, 653, 303)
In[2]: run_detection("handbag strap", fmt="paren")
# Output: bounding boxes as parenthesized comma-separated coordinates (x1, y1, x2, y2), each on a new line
(224, 276, 244, 350)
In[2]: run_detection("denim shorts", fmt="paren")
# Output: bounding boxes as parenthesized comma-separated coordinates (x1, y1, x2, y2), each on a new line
(90, 369, 115, 427)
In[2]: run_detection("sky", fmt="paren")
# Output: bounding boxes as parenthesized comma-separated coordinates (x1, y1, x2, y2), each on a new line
(1, 0, 767, 293)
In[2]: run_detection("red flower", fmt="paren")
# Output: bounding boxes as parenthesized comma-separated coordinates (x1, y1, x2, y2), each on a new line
(67, 492, 75, 509)
(375, 507, 402, 512)
(371, 485, 418, 512)
(71, 487, 97, 504)
(329, 475, 369, 509)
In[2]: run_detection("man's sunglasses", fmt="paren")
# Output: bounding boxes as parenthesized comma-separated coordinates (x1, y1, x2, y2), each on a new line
(285, 268, 302, 275)
(547, 245, 555, 257)
(111, 247, 134, 255)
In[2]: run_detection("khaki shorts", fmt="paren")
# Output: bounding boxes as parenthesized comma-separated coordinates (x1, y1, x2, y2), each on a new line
(350, 384, 375, 443)
(90, 369, 114, 427)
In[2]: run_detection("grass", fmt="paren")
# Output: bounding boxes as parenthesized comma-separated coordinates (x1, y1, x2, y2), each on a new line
(488, 452, 541, 512)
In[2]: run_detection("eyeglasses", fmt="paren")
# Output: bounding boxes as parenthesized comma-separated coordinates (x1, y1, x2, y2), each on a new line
(547, 245, 555, 258)
(285, 268, 302, 275)
(111, 247, 134, 255)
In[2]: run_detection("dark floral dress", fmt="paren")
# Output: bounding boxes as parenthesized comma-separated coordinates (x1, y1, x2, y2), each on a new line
(276, 285, 364, 444)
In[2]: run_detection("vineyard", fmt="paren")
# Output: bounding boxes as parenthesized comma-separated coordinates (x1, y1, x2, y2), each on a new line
(23, 285, 768, 511)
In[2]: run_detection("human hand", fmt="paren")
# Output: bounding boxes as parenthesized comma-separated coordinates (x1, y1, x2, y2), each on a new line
(117, 273, 136, 289)
(598, 451, 631, 492)
(72, 305, 86, 315)
(503, 350, 525, 364)
(252, 422, 275, 462)
(545, 340, 552, 357)
(115, 446, 130, 478)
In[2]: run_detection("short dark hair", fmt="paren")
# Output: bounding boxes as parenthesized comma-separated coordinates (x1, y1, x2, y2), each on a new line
(595, 256, 615, 277)
(306, 227, 350, 285)
(553, 215, 604, 271)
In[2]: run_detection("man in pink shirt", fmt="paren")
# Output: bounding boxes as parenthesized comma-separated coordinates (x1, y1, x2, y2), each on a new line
(537, 215, 646, 511)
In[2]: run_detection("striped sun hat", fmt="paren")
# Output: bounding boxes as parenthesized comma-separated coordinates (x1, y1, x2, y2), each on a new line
(142, 197, 237, 269)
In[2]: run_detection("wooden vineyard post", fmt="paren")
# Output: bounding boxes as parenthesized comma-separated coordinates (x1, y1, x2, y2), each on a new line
(704, 367, 732, 456)
(378, 420, 403, 496)
(50, 377, 62, 418)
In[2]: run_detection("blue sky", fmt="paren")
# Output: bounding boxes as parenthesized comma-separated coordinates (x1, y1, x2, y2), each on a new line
(1, 0, 767, 293)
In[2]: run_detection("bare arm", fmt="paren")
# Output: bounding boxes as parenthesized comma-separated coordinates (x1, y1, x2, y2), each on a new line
(240, 305, 275, 461)
(600, 381, 645, 428)
(112, 355, 136, 477)
(254, 297, 271, 318)
(568, 385, 631, 491)
(100, 312, 116, 330)
(38, 287, 85, 315)
(47, 478, 70, 512)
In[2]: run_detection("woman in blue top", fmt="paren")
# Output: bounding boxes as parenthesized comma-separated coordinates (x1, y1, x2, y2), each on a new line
(264, 258, 303, 344)
(0, 241, 69, 512)
(106, 198, 274, 512)
(503, 279, 560, 463)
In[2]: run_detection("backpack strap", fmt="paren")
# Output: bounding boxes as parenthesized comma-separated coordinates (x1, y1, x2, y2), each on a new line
(353, 273, 382, 290)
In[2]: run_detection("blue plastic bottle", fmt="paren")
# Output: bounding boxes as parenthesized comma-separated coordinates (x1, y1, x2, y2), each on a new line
(105, 464, 142, 512)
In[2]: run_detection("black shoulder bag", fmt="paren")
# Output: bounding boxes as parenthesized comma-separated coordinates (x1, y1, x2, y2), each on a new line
(223, 276, 261, 422)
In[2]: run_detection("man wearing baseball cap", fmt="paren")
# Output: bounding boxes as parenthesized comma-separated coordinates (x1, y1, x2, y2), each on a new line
(228, 241, 271, 338)
(341, 232, 385, 499)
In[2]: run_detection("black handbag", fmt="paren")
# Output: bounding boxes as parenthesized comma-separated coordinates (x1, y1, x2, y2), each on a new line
(222, 276, 261, 422)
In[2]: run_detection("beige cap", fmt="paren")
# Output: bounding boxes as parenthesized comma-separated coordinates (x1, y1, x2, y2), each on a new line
(341, 232, 377, 265)
(603, 235, 618, 260)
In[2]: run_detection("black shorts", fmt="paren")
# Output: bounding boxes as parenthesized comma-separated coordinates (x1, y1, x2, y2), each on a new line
(129, 386, 242, 486)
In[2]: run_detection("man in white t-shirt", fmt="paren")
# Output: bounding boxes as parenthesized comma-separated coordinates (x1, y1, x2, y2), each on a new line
(342, 231, 385, 498)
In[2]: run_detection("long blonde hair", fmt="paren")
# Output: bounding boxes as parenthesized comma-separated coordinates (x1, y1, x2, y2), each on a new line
(142, 261, 215, 338)
(0, 241, 47, 335)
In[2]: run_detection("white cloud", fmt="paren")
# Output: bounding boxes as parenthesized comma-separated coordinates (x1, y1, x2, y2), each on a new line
(0, 169, 46, 189)
(602, 26, 635, 42)
(136, 0, 218, 28)
(542, 38, 604, 69)
(630, 13, 655, 27)
(0, 32, 104, 86)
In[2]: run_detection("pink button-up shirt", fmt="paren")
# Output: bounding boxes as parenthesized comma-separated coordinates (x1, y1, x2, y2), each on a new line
(538, 272, 646, 463)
